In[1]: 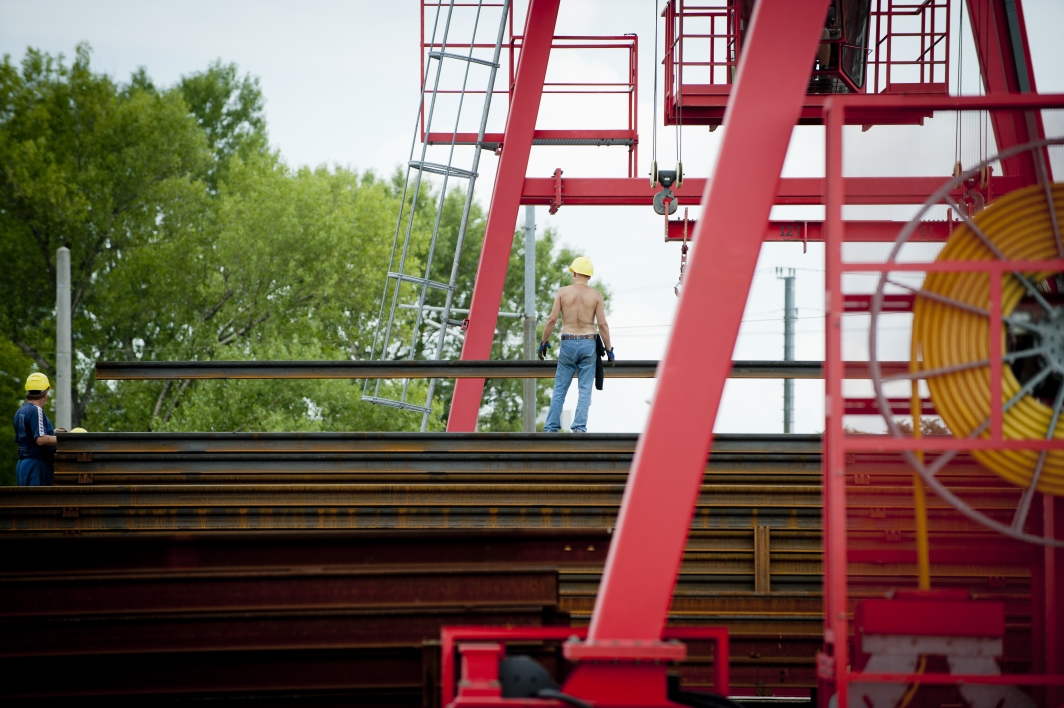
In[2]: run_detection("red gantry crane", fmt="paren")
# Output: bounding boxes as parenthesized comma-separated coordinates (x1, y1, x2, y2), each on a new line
(366, 1, 1064, 706)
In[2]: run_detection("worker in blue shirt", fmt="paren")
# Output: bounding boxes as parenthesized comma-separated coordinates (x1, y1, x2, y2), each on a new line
(14, 372, 65, 486)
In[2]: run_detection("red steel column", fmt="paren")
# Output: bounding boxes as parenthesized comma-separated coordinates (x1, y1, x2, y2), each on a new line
(446, 0, 560, 432)
(966, 0, 1047, 183)
(1048, 494, 1063, 707)
(822, 99, 850, 708)
(583, 0, 831, 642)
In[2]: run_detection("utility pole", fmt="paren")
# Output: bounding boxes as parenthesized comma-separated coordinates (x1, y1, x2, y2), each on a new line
(56, 247, 72, 430)
(522, 206, 537, 432)
(776, 268, 796, 433)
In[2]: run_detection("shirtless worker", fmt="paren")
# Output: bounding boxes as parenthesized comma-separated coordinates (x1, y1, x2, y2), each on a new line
(537, 256, 614, 433)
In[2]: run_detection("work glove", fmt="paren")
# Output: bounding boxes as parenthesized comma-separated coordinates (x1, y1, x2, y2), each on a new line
(606, 348, 615, 365)
(537, 341, 551, 361)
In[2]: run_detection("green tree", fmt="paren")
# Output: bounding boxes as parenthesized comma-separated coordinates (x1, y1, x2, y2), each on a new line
(177, 60, 268, 188)
(90, 160, 425, 434)
(0, 46, 419, 445)
(0, 45, 611, 483)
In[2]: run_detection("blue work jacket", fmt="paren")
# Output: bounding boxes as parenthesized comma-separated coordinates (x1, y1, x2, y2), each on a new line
(14, 401, 55, 462)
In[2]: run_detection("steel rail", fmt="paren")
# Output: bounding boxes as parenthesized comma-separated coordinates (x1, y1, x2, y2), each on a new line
(94, 359, 907, 380)
(51, 432, 823, 455)
(0, 522, 1030, 699)
(51, 465, 824, 487)
(0, 483, 825, 509)
(52, 452, 996, 485)
(0, 481, 1023, 538)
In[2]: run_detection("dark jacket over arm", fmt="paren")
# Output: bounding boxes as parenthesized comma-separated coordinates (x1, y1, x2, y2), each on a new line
(595, 335, 606, 390)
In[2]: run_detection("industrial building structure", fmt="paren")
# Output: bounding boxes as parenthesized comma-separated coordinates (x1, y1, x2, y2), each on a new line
(2, 1, 1062, 706)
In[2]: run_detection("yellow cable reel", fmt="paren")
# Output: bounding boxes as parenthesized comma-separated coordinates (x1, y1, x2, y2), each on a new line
(868, 138, 1064, 547)
(913, 182, 1064, 496)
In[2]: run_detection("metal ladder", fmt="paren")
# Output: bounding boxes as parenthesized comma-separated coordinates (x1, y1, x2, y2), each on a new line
(363, 0, 511, 430)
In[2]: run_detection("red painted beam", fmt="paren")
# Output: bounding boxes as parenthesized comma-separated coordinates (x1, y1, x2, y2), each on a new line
(447, 0, 561, 432)
(580, 0, 831, 649)
(521, 175, 1026, 207)
(844, 397, 934, 416)
(824, 101, 850, 707)
(665, 220, 954, 243)
(1048, 495, 1063, 705)
(843, 293, 915, 313)
(426, 129, 638, 146)
(666, 89, 934, 127)
(967, 0, 1048, 184)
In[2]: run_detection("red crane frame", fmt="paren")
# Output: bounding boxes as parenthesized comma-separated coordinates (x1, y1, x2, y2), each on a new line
(821, 91, 1064, 708)
(441, 0, 1063, 705)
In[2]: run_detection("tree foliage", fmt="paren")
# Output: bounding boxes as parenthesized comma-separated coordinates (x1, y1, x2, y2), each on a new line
(0, 43, 209, 424)
(177, 60, 268, 188)
(0, 45, 606, 479)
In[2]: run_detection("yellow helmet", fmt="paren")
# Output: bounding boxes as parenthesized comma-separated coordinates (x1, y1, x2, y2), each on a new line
(570, 256, 594, 276)
(25, 372, 50, 392)
(71, 427, 88, 433)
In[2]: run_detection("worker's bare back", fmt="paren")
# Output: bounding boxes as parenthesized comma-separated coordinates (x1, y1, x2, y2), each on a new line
(556, 283, 604, 335)
(541, 277, 611, 350)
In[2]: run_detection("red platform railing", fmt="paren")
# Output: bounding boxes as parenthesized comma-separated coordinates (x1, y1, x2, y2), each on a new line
(663, 0, 952, 125)
(869, 0, 950, 94)
(420, 2, 639, 176)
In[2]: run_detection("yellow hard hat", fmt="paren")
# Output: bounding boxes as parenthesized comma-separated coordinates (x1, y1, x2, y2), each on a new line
(25, 372, 50, 392)
(570, 256, 594, 276)
(71, 427, 88, 433)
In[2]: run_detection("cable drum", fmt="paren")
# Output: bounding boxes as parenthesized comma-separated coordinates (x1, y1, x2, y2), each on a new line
(917, 182, 1064, 493)
(868, 137, 1064, 548)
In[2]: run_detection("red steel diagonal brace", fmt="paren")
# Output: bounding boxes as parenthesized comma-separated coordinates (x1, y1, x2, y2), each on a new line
(560, 0, 831, 702)
(966, 0, 1049, 184)
(447, 0, 560, 432)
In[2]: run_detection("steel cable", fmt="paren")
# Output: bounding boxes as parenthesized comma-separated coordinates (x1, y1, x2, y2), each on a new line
(912, 182, 1064, 496)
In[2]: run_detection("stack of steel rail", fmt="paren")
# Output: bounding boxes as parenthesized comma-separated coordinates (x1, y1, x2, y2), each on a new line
(0, 432, 1039, 703)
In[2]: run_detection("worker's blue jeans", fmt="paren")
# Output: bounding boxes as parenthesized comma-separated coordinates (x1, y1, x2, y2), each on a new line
(16, 458, 53, 486)
(544, 339, 597, 433)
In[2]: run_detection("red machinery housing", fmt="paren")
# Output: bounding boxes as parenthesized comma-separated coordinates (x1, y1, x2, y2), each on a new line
(439, 0, 1063, 706)
(663, 0, 950, 126)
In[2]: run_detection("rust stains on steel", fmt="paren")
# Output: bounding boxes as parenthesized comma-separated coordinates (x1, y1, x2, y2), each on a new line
(4, 563, 559, 618)
(0, 483, 824, 510)
(0, 530, 833, 698)
(0, 533, 565, 698)
(49, 432, 822, 455)
(94, 359, 908, 380)
(50, 432, 824, 486)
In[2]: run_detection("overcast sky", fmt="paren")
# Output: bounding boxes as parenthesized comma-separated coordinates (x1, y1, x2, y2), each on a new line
(3, 1, 1063, 433)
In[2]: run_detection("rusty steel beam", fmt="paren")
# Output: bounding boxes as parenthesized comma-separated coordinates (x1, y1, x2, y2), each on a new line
(0, 644, 834, 699)
(0, 529, 612, 574)
(3, 603, 558, 657)
(1, 567, 559, 621)
(0, 480, 1025, 536)
(95, 359, 659, 380)
(94, 359, 909, 381)
(0, 483, 825, 511)
(51, 458, 822, 486)
(2, 647, 429, 700)
(50, 432, 823, 456)
(0, 532, 1035, 699)
(45, 435, 824, 489)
